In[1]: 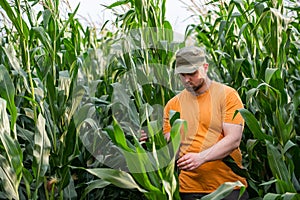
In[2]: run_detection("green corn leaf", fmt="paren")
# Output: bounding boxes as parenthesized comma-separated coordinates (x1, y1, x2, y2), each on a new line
(134, 0, 144, 20)
(74, 103, 96, 129)
(68, 85, 86, 124)
(169, 119, 185, 156)
(80, 180, 111, 200)
(112, 117, 134, 152)
(2, 45, 26, 76)
(238, 108, 272, 141)
(293, 90, 300, 112)
(46, 73, 57, 121)
(84, 168, 148, 193)
(283, 140, 297, 154)
(169, 110, 180, 126)
(273, 108, 294, 145)
(201, 181, 245, 200)
(257, 57, 272, 81)
(266, 141, 296, 193)
(32, 27, 54, 56)
(218, 20, 227, 41)
(111, 82, 140, 129)
(104, 0, 129, 9)
(263, 193, 281, 200)
(0, 100, 22, 196)
(1, 45, 31, 91)
(57, 166, 71, 192)
(42, 9, 52, 29)
(0, 132, 23, 183)
(22, 168, 33, 199)
(0, 65, 17, 134)
(222, 155, 254, 182)
(0, 0, 29, 38)
(259, 179, 278, 186)
(0, 0, 16, 24)
(0, 98, 10, 134)
(0, 155, 19, 200)
(253, 7, 270, 33)
(265, 68, 278, 84)
(129, 128, 171, 192)
(58, 70, 71, 100)
(128, 153, 162, 192)
(62, 172, 77, 199)
(238, 22, 249, 39)
(233, 58, 244, 82)
(56, 4, 80, 41)
(282, 193, 300, 200)
(32, 114, 51, 189)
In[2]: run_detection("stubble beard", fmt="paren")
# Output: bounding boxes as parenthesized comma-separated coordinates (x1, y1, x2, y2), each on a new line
(185, 79, 205, 95)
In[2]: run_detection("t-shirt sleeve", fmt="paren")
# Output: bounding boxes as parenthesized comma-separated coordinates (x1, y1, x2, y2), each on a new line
(224, 90, 244, 125)
(163, 102, 172, 134)
(163, 97, 181, 134)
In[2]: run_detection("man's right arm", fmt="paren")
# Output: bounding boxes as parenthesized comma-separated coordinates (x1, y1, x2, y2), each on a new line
(164, 132, 170, 141)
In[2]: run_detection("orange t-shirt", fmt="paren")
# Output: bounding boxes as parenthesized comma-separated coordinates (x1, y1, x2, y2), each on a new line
(163, 81, 247, 193)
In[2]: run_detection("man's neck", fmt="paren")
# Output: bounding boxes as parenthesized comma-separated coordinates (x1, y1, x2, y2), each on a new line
(194, 78, 212, 96)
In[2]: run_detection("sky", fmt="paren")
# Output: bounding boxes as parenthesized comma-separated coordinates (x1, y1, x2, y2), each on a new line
(69, 0, 197, 36)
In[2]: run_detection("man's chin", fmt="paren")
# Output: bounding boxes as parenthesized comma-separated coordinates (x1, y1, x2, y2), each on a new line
(185, 88, 198, 95)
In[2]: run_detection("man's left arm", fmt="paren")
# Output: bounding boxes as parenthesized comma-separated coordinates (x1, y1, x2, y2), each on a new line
(177, 123, 243, 171)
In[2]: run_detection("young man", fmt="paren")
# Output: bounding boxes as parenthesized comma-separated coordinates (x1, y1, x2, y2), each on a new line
(163, 46, 248, 200)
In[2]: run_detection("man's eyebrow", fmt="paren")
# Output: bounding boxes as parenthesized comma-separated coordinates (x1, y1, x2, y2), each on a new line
(180, 71, 197, 75)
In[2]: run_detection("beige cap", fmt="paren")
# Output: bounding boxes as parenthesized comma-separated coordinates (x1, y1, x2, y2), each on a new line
(175, 46, 206, 74)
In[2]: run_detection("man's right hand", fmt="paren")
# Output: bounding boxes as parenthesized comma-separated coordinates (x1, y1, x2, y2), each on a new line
(139, 129, 148, 142)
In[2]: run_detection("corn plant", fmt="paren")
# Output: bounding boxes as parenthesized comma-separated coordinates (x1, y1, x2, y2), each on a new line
(0, 0, 104, 199)
(3, 0, 299, 199)
(0, 0, 186, 199)
(74, 0, 184, 198)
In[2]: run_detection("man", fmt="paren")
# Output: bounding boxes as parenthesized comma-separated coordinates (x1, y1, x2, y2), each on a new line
(162, 46, 248, 200)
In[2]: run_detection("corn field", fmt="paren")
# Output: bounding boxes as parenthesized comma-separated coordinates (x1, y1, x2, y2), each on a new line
(0, 0, 299, 199)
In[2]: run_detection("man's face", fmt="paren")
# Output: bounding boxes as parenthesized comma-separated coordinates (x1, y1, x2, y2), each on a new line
(179, 66, 207, 93)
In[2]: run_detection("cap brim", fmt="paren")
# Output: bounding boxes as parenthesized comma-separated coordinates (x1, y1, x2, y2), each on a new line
(175, 65, 198, 74)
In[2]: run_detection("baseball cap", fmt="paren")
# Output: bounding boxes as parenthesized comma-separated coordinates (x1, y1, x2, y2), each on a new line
(175, 46, 206, 74)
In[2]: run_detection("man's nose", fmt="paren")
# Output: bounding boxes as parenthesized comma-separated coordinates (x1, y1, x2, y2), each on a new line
(182, 75, 191, 82)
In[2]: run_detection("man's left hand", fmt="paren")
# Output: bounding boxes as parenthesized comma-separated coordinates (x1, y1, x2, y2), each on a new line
(177, 153, 205, 171)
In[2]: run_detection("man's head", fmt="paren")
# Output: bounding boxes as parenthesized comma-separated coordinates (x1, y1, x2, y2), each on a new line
(175, 46, 210, 95)
(175, 46, 207, 74)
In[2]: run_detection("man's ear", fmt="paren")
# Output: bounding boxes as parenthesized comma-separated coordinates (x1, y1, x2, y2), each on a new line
(203, 63, 209, 71)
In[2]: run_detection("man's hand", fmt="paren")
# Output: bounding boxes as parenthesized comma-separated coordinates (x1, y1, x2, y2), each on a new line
(139, 129, 148, 143)
(177, 152, 205, 171)
(177, 123, 243, 171)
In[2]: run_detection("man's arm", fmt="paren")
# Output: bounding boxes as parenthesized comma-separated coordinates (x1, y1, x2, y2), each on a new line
(164, 132, 170, 141)
(177, 122, 243, 171)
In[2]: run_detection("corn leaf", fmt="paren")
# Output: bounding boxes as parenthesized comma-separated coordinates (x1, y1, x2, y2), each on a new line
(32, 114, 51, 191)
(201, 181, 245, 200)
(32, 27, 54, 57)
(0, 65, 17, 134)
(0, 155, 19, 200)
(80, 180, 111, 200)
(238, 108, 272, 141)
(0, 0, 29, 37)
(266, 141, 296, 193)
(84, 168, 148, 193)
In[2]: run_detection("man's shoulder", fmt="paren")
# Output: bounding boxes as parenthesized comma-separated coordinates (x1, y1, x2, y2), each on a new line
(166, 89, 188, 106)
(211, 81, 237, 94)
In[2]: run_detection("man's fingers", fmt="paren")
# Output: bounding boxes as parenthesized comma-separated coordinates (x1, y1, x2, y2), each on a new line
(139, 136, 148, 142)
(139, 130, 148, 142)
